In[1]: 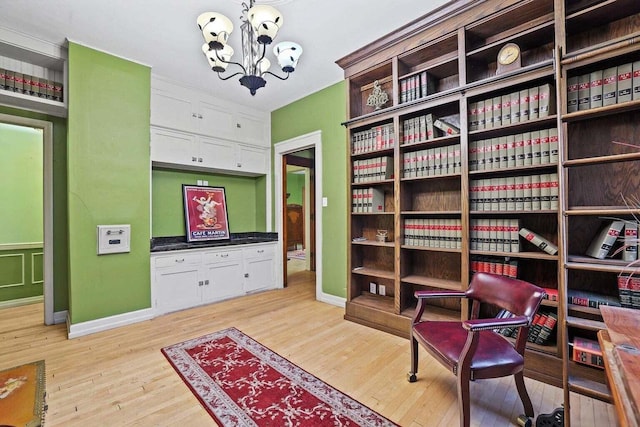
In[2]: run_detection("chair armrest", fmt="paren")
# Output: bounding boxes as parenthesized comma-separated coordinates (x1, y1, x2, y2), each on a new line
(462, 315, 529, 332)
(415, 290, 466, 299)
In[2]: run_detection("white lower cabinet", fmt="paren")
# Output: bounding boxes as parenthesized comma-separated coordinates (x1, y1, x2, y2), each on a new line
(151, 242, 277, 315)
(243, 245, 275, 293)
(153, 252, 202, 313)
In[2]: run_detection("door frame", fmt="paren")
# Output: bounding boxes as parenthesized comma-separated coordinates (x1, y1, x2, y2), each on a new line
(0, 113, 54, 325)
(274, 131, 322, 300)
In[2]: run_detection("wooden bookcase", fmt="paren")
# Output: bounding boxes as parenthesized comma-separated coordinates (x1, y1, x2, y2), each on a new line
(337, 1, 640, 424)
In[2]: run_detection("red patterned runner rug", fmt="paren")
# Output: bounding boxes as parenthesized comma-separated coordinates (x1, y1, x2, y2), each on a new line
(162, 327, 398, 426)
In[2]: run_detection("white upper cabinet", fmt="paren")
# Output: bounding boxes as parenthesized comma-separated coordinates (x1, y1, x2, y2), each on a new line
(150, 76, 270, 147)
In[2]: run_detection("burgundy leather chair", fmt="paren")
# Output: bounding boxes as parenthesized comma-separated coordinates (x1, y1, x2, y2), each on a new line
(408, 272, 545, 427)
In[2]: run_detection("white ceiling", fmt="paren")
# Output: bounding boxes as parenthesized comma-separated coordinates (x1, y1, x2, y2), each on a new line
(0, 0, 450, 112)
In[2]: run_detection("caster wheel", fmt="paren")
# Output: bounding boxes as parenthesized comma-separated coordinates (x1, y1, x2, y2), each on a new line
(536, 407, 564, 427)
(407, 373, 417, 383)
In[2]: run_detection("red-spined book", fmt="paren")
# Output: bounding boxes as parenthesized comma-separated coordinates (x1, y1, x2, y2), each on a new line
(542, 288, 558, 301)
(572, 337, 604, 369)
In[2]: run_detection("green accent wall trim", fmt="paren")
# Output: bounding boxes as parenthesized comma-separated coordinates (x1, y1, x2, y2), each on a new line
(271, 81, 348, 298)
(0, 247, 43, 301)
(0, 242, 43, 250)
(152, 168, 267, 237)
(0, 105, 69, 313)
(67, 42, 151, 324)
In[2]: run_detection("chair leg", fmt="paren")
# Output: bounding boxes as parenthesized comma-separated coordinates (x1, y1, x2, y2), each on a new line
(514, 371, 534, 417)
(408, 336, 418, 382)
(457, 371, 471, 427)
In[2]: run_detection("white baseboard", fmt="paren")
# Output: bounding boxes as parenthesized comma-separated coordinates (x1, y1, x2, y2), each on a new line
(67, 308, 155, 339)
(53, 310, 68, 325)
(0, 295, 43, 309)
(317, 292, 346, 308)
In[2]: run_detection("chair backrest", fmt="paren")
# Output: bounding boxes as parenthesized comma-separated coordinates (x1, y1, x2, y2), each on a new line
(466, 272, 545, 320)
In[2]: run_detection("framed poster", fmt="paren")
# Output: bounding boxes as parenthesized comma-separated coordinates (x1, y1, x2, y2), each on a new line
(183, 185, 230, 242)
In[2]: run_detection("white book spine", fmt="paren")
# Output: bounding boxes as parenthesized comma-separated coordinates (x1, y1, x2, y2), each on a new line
(624, 222, 638, 262)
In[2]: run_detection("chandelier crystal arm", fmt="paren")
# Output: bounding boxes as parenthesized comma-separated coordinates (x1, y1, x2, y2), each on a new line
(217, 71, 246, 81)
(261, 71, 290, 81)
(214, 49, 247, 75)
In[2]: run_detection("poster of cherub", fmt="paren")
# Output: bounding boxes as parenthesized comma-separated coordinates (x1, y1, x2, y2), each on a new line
(183, 185, 230, 242)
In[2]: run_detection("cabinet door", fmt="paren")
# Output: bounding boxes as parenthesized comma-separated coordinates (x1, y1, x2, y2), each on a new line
(154, 266, 201, 313)
(199, 136, 238, 170)
(150, 88, 195, 132)
(202, 261, 244, 302)
(235, 111, 268, 146)
(236, 144, 269, 175)
(243, 245, 276, 293)
(198, 99, 236, 140)
(151, 127, 198, 166)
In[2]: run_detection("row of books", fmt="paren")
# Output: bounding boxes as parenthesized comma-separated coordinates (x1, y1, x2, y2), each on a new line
(351, 123, 395, 155)
(469, 128, 558, 171)
(617, 274, 640, 309)
(496, 309, 557, 346)
(469, 173, 559, 212)
(402, 144, 462, 178)
(470, 255, 518, 278)
(401, 113, 460, 145)
(352, 156, 393, 183)
(469, 219, 521, 253)
(567, 289, 621, 309)
(468, 83, 555, 131)
(567, 61, 640, 112)
(0, 68, 64, 101)
(586, 220, 637, 261)
(351, 187, 386, 213)
(403, 218, 462, 249)
(399, 71, 436, 104)
(572, 337, 603, 369)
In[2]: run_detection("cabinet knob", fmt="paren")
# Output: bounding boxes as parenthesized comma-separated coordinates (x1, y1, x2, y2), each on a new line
(198, 114, 203, 119)
(257, 249, 264, 253)
(244, 273, 249, 278)
(204, 279, 210, 285)
(236, 123, 241, 128)
(192, 113, 197, 118)
(175, 258, 185, 263)
(192, 156, 197, 162)
(198, 157, 203, 162)
(221, 253, 229, 258)
(198, 281, 204, 286)
(237, 163, 242, 168)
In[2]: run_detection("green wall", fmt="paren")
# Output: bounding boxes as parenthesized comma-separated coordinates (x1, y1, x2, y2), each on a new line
(0, 106, 69, 312)
(67, 42, 151, 323)
(0, 123, 43, 243)
(286, 172, 305, 205)
(152, 168, 266, 236)
(271, 81, 348, 298)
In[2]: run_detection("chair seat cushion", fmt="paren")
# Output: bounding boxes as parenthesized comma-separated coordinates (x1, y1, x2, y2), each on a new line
(413, 321, 524, 379)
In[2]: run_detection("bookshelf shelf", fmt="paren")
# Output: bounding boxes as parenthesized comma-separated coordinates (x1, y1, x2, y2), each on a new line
(338, 1, 640, 414)
(470, 250, 557, 261)
(567, 375, 612, 403)
(351, 267, 395, 281)
(351, 240, 395, 248)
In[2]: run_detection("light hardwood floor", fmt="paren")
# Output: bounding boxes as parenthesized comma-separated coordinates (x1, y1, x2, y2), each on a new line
(0, 271, 616, 426)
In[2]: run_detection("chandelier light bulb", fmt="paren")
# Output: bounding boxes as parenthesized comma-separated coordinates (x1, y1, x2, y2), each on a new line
(199, 12, 233, 50)
(247, 5, 283, 44)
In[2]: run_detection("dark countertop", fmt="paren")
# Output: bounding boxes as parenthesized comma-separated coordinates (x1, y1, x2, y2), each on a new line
(151, 232, 278, 252)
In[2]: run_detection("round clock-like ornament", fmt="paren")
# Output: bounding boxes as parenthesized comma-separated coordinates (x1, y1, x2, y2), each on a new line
(496, 43, 522, 74)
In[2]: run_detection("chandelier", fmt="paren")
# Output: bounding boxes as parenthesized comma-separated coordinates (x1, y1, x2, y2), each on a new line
(197, 1, 303, 96)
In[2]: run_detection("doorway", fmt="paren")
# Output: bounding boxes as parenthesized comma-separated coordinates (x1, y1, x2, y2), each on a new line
(274, 131, 323, 300)
(283, 150, 315, 283)
(0, 113, 54, 325)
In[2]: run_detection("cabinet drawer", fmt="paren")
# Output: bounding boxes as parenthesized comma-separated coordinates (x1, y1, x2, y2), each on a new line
(203, 249, 242, 264)
(154, 253, 201, 268)
(243, 245, 275, 259)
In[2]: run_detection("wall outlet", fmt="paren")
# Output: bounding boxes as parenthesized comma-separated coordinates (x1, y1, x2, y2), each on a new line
(378, 284, 386, 296)
(369, 282, 377, 294)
